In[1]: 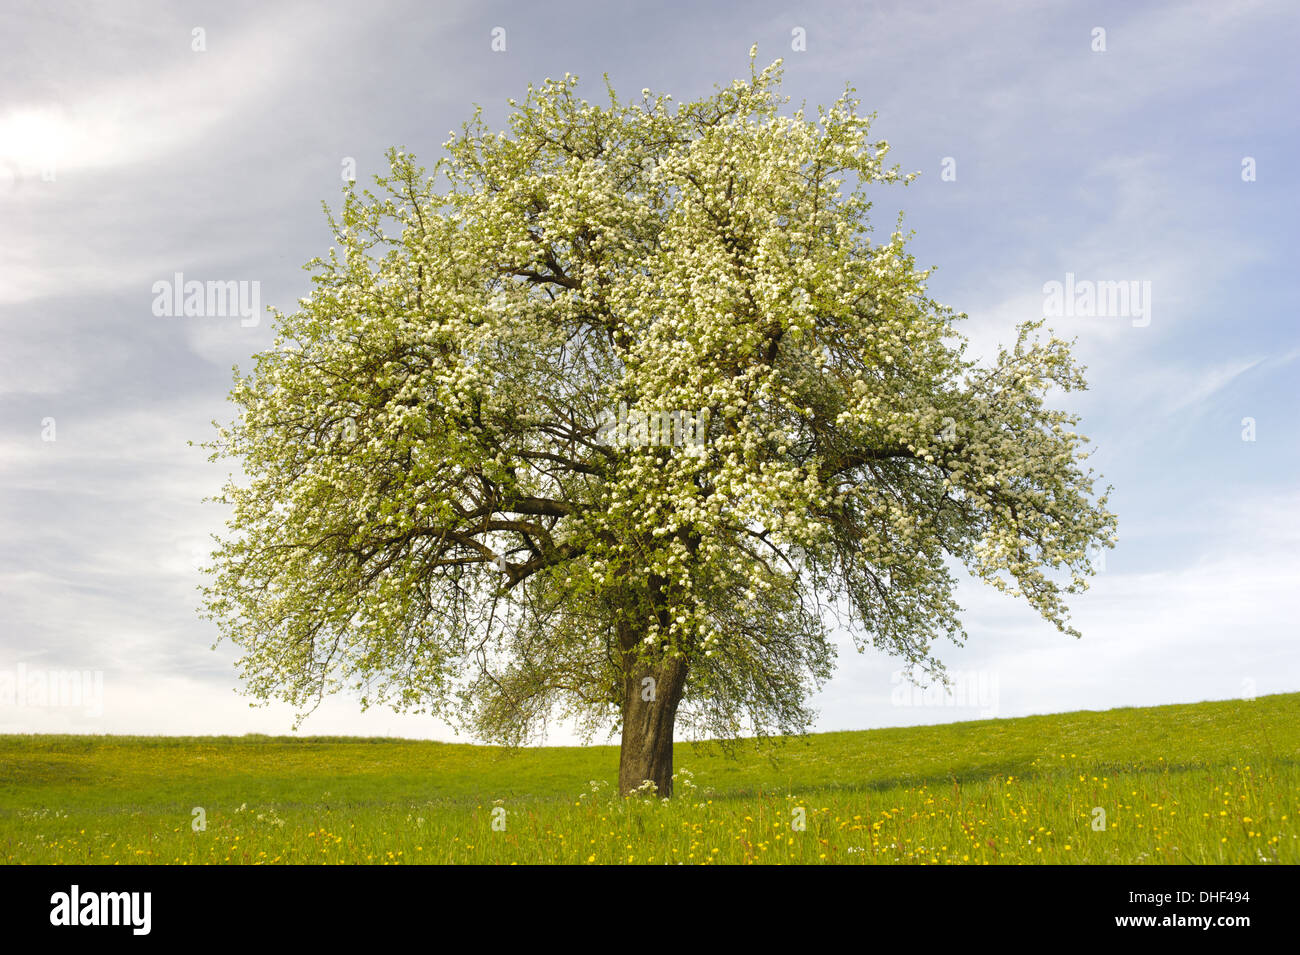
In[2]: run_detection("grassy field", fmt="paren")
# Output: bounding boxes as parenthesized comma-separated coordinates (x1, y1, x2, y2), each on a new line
(1, 693, 1296, 864)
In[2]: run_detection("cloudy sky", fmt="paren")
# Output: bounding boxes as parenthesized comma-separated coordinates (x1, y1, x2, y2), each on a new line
(2, 0, 1296, 740)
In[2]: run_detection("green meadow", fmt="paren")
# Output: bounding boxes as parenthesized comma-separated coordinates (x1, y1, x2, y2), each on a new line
(1, 693, 1296, 864)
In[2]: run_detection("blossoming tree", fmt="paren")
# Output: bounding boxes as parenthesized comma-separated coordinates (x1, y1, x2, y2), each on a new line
(201, 53, 1116, 795)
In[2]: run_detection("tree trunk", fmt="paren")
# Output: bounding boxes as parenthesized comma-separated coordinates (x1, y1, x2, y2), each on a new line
(618, 654, 687, 797)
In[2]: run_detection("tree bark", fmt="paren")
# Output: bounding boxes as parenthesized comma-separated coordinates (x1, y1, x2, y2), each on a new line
(618, 653, 688, 797)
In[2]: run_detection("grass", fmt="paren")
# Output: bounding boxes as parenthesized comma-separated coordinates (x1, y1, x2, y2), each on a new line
(1, 693, 1296, 864)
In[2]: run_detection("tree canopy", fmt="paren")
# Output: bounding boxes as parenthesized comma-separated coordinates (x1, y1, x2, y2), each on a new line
(201, 51, 1117, 794)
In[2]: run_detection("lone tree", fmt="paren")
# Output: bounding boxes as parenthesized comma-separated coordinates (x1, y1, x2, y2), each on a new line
(201, 52, 1116, 796)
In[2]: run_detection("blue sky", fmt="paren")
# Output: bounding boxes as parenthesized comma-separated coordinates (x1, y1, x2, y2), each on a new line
(1, 0, 1296, 739)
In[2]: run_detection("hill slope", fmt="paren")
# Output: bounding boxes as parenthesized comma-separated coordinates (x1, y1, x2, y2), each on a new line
(2, 693, 1296, 864)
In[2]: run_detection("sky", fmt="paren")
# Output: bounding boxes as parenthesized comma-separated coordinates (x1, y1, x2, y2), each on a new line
(1, 0, 1297, 741)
